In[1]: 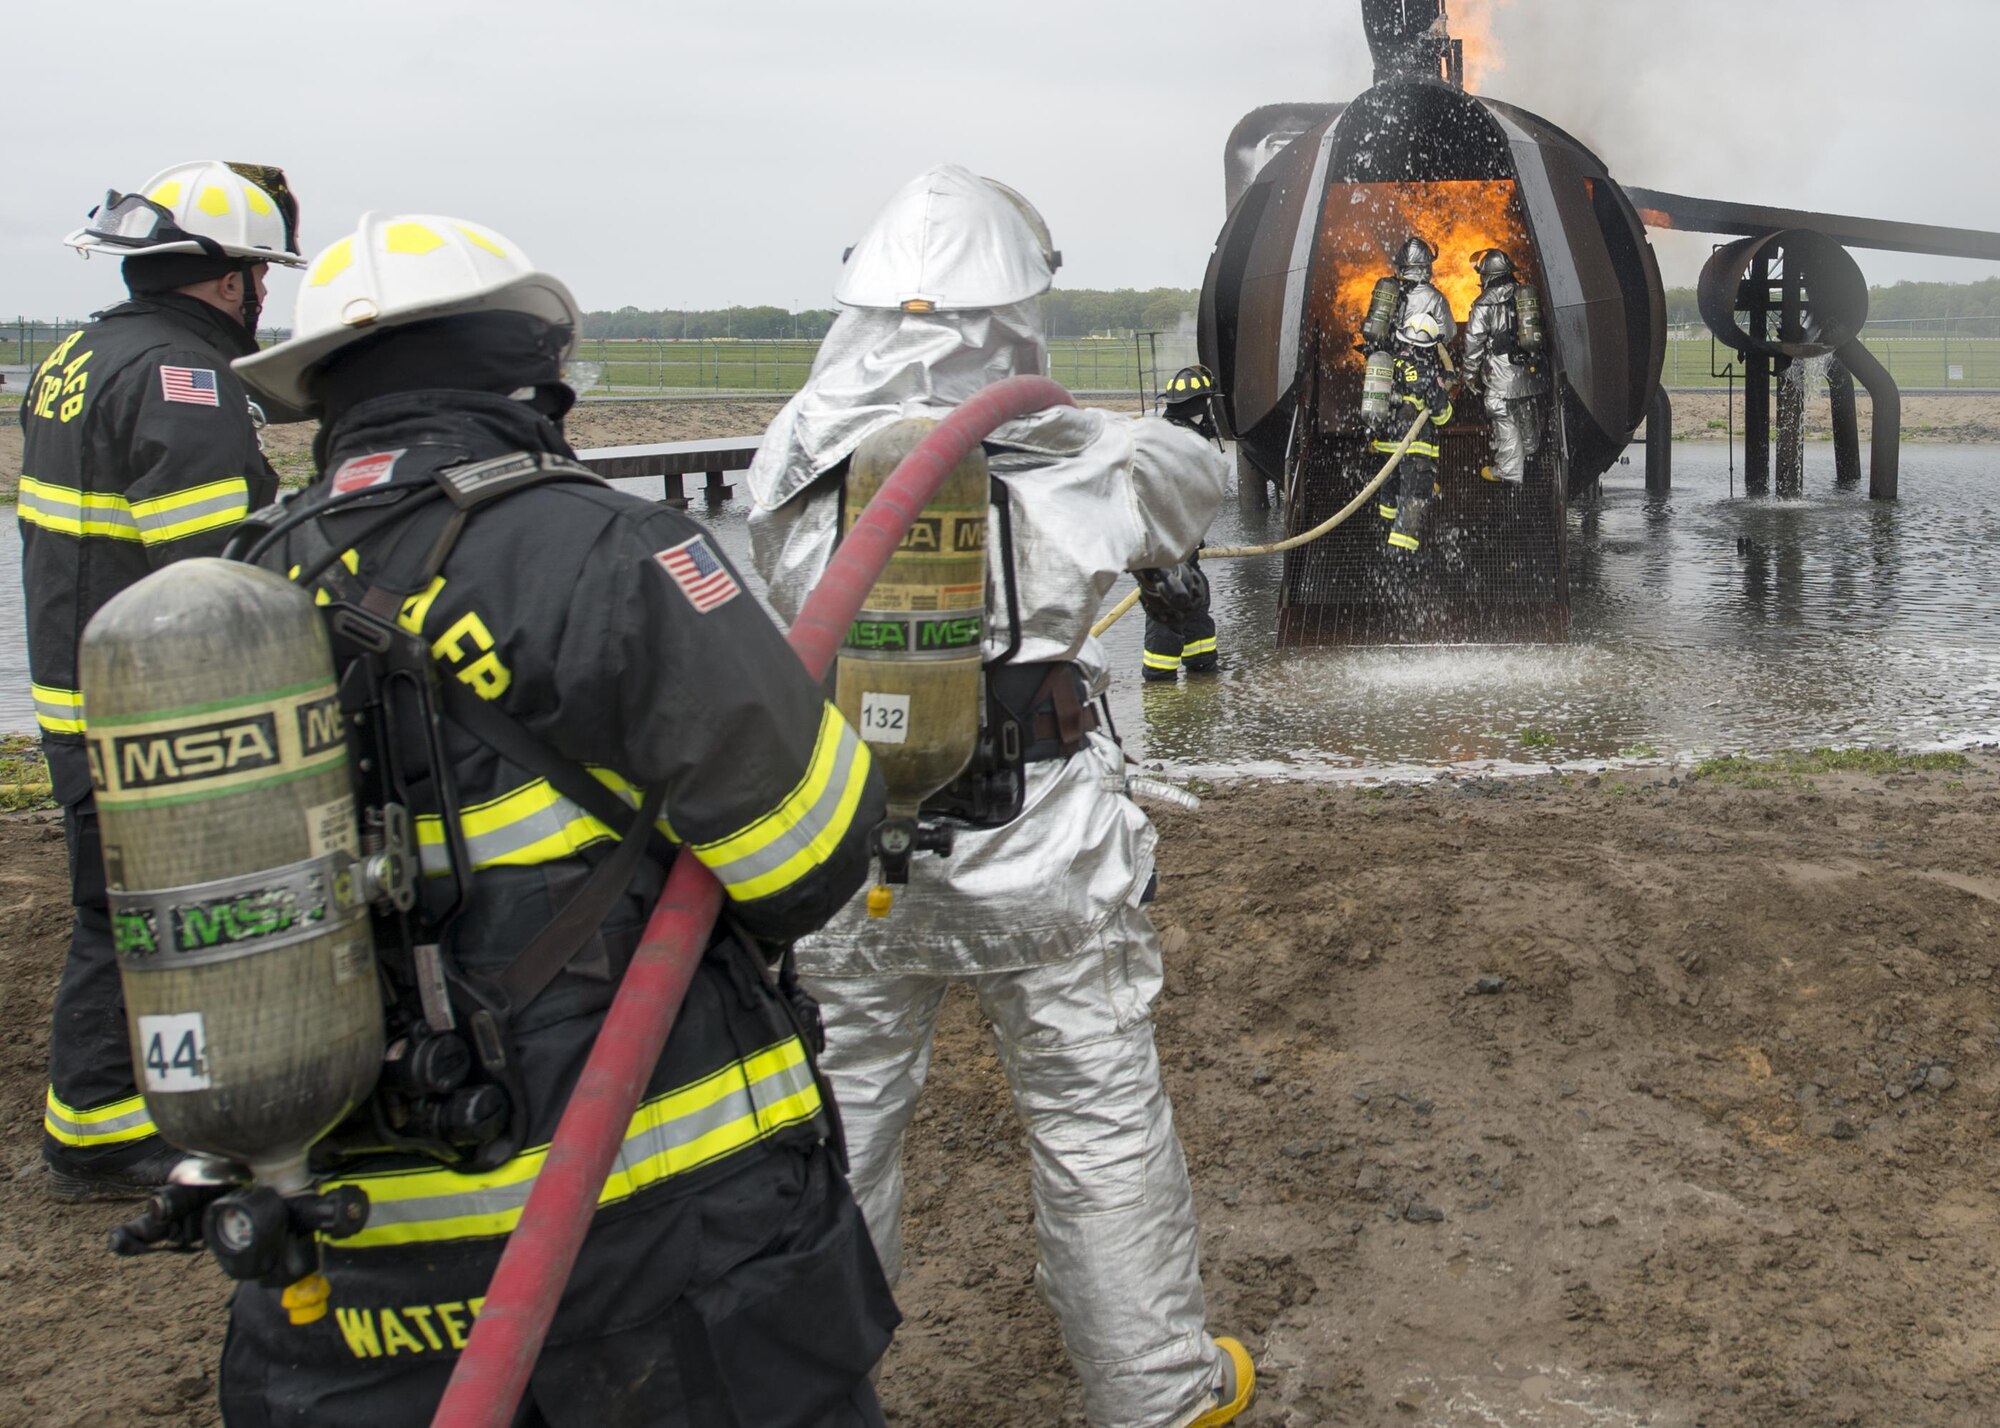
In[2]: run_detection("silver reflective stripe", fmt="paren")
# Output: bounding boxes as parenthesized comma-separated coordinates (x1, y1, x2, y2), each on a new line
(44, 1097, 154, 1143)
(18, 479, 141, 539)
(132, 487, 249, 544)
(416, 785, 634, 876)
(701, 720, 863, 890)
(32, 686, 85, 731)
(353, 1051, 819, 1237)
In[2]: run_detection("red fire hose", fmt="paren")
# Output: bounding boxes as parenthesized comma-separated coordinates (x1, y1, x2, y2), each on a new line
(432, 375, 1076, 1427)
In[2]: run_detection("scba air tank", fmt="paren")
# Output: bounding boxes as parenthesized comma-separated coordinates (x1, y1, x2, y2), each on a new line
(80, 558, 382, 1195)
(1361, 349, 1396, 424)
(1515, 283, 1546, 355)
(1361, 276, 1403, 350)
(837, 417, 986, 820)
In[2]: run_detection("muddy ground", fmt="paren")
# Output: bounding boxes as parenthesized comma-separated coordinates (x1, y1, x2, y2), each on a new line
(6, 755, 2000, 1425)
(5, 392, 1998, 504)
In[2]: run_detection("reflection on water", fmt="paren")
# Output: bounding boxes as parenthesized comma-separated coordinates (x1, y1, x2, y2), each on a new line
(1120, 443, 2000, 778)
(7, 442, 1999, 779)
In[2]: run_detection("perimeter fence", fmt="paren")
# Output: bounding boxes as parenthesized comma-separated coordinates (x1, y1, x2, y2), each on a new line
(7, 317, 1992, 397)
(2, 323, 1204, 401)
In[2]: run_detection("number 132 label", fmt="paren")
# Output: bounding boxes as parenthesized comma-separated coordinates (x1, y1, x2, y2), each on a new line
(859, 692, 911, 745)
(138, 1012, 212, 1091)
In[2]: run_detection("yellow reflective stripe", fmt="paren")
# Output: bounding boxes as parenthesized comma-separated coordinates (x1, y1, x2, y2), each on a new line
(17, 477, 141, 541)
(1181, 637, 1218, 657)
(413, 768, 678, 874)
(1142, 650, 1182, 670)
(129, 477, 251, 545)
(31, 683, 86, 735)
(1376, 503, 1399, 518)
(694, 705, 872, 903)
(327, 1038, 821, 1248)
(44, 1087, 156, 1147)
(1388, 531, 1420, 550)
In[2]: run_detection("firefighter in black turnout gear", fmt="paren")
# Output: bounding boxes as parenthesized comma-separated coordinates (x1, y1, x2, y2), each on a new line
(1375, 312, 1454, 554)
(21, 161, 304, 1199)
(1463, 247, 1547, 486)
(217, 214, 895, 1426)
(1139, 366, 1221, 681)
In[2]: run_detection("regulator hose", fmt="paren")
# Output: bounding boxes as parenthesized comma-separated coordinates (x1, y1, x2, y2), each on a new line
(1090, 405, 1430, 639)
(431, 375, 1075, 1428)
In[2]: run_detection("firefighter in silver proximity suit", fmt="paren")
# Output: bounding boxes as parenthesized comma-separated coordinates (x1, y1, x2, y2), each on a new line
(746, 165, 1254, 1428)
(1393, 234, 1456, 347)
(1462, 247, 1546, 485)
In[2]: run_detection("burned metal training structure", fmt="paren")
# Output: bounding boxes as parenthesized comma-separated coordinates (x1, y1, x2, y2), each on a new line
(1202, 0, 2000, 649)
(1201, 0, 1662, 645)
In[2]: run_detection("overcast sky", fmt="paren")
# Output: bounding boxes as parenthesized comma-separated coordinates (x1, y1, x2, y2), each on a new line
(4, 0, 1995, 323)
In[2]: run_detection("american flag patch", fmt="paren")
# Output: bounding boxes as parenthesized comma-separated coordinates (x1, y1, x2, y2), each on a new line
(160, 366, 220, 407)
(655, 535, 740, 614)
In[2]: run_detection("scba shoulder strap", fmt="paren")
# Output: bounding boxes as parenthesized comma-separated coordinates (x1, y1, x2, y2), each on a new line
(311, 450, 677, 1008)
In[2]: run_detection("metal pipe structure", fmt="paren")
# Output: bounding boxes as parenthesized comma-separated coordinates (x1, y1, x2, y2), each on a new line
(1835, 339, 1901, 501)
(1744, 349, 1771, 497)
(1646, 385, 1672, 496)
(1828, 361, 1862, 489)
(1699, 230, 1875, 501)
(1628, 187, 2000, 264)
(431, 374, 1077, 1428)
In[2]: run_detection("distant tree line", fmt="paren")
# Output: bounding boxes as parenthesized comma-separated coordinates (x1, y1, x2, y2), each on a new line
(581, 288, 1201, 341)
(583, 279, 2000, 344)
(1664, 280, 2000, 331)
(585, 306, 840, 340)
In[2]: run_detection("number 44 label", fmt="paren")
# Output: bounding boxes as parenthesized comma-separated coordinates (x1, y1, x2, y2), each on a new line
(859, 692, 911, 746)
(138, 1012, 212, 1091)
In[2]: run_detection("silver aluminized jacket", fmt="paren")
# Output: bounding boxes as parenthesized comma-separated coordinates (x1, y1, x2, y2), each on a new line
(1396, 278, 1458, 346)
(747, 290, 1235, 1426)
(1464, 280, 1534, 400)
(748, 308, 1227, 976)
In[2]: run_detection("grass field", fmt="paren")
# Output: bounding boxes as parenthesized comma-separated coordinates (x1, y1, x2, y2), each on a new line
(564, 335, 2000, 395)
(564, 336, 1205, 395)
(1660, 337, 2000, 389)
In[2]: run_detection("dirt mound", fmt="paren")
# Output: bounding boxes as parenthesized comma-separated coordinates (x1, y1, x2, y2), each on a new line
(6, 756, 2000, 1424)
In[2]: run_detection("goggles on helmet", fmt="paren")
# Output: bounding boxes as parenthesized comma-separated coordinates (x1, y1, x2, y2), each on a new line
(81, 191, 204, 250)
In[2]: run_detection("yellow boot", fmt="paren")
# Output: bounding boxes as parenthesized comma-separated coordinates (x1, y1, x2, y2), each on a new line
(1183, 1337, 1256, 1427)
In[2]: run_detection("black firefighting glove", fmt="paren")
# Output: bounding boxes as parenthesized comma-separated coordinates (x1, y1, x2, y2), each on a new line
(1135, 561, 1210, 622)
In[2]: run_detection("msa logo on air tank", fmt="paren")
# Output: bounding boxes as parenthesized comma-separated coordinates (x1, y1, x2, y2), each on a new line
(89, 690, 346, 800)
(110, 712, 283, 789)
(296, 694, 344, 757)
(896, 514, 986, 553)
(845, 615, 983, 653)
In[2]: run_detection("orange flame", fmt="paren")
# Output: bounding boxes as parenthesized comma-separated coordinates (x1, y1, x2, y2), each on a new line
(1450, 0, 1514, 92)
(1318, 180, 1536, 365)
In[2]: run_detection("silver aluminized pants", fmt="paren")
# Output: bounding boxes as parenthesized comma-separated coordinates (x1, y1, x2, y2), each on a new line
(808, 910, 1221, 1428)
(1482, 386, 1542, 482)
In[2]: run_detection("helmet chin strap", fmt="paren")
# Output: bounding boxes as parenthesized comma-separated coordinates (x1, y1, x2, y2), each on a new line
(237, 265, 263, 339)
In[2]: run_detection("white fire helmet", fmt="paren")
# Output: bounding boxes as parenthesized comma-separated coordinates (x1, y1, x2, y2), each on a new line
(1396, 311, 1443, 349)
(235, 213, 581, 414)
(834, 164, 1061, 313)
(65, 160, 304, 267)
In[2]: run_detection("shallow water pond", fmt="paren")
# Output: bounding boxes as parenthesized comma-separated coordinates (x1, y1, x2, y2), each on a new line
(6, 441, 1995, 779)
